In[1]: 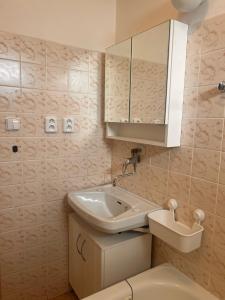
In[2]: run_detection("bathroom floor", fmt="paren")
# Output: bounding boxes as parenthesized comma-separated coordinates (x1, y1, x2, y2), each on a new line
(53, 292, 78, 300)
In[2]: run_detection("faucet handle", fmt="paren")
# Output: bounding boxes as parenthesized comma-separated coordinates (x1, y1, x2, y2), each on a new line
(131, 148, 142, 162)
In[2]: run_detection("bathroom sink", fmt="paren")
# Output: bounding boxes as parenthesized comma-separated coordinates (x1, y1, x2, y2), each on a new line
(67, 184, 160, 233)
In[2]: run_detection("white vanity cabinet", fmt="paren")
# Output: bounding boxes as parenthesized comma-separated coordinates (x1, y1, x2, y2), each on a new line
(69, 213, 152, 299)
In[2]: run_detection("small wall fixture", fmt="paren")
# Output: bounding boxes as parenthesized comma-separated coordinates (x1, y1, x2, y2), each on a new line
(171, 0, 206, 12)
(218, 81, 225, 92)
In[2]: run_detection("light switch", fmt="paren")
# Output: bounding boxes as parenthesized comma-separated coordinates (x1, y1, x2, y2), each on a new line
(45, 116, 58, 133)
(5, 117, 21, 131)
(63, 117, 75, 133)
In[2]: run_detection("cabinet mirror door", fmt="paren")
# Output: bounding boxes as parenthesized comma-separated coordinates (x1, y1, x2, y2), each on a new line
(130, 21, 170, 124)
(105, 39, 131, 123)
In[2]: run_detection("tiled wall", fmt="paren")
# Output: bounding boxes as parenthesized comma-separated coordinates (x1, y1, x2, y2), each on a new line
(0, 32, 111, 299)
(112, 13, 225, 300)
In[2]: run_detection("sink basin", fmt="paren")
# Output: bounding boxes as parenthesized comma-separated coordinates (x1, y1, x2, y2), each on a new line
(67, 184, 160, 234)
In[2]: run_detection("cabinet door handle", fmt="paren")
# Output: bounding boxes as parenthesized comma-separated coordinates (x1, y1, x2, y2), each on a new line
(76, 233, 82, 255)
(81, 239, 87, 262)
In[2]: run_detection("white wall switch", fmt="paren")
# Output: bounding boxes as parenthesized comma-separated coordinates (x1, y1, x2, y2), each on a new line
(63, 117, 75, 133)
(5, 117, 21, 131)
(45, 116, 58, 133)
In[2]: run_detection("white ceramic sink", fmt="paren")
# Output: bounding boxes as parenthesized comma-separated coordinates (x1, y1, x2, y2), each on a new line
(67, 184, 160, 234)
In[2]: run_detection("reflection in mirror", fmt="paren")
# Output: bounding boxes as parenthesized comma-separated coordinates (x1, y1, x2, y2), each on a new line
(105, 39, 131, 122)
(130, 21, 170, 124)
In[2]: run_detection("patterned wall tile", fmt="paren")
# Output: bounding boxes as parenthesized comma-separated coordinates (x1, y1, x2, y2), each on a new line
(192, 148, 220, 182)
(0, 31, 20, 60)
(197, 86, 225, 118)
(111, 12, 225, 299)
(194, 118, 223, 150)
(0, 29, 109, 300)
(21, 62, 46, 89)
(0, 59, 20, 86)
(190, 177, 217, 213)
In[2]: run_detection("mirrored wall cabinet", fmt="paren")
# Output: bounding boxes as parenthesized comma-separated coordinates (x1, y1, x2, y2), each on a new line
(105, 20, 188, 147)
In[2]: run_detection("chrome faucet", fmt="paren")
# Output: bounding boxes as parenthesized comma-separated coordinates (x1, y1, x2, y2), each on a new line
(112, 148, 142, 186)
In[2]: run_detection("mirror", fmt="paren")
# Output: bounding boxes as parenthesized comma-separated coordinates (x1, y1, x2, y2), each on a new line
(105, 39, 131, 122)
(130, 21, 170, 124)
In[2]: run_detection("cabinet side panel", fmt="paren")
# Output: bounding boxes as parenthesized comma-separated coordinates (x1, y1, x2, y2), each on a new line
(166, 21, 188, 147)
(103, 234, 152, 288)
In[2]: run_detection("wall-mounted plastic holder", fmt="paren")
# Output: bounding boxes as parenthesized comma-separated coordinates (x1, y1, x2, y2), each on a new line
(148, 199, 205, 253)
(45, 116, 58, 133)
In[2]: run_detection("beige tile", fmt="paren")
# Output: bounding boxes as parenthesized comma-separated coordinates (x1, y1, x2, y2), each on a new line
(149, 166, 168, 194)
(185, 55, 200, 88)
(216, 184, 225, 217)
(0, 86, 21, 112)
(210, 244, 225, 278)
(181, 118, 195, 147)
(0, 208, 23, 233)
(0, 250, 25, 275)
(14, 89, 45, 113)
(0, 184, 23, 209)
(183, 87, 198, 118)
(0, 229, 24, 255)
(199, 48, 225, 86)
(0, 59, 20, 86)
(150, 147, 169, 169)
(21, 138, 46, 160)
(47, 271, 70, 299)
(23, 160, 45, 183)
(46, 42, 66, 65)
(169, 147, 193, 175)
(194, 118, 223, 150)
(0, 161, 23, 186)
(69, 70, 89, 93)
(167, 172, 190, 205)
(20, 181, 44, 206)
(209, 272, 225, 300)
(89, 71, 103, 95)
(202, 14, 225, 53)
(45, 90, 62, 113)
(190, 177, 217, 213)
(222, 129, 225, 151)
(19, 35, 46, 64)
(213, 216, 225, 249)
(23, 224, 47, 248)
(69, 47, 89, 71)
(197, 85, 225, 118)
(47, 66, 68, 91)
(192, 148, 220, 182)
(0, 30, 108, 300)
(0, 31, 20, 60)
(219, 152, 225, 184)
(21, 62, 46, 89)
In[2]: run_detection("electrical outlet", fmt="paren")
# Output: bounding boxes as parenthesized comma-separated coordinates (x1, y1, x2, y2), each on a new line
(45, 116, 58, 133)
(63, 117, 75, 133)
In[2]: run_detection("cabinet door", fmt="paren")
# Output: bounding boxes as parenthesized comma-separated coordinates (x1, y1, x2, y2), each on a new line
(69, 216, 102, 299)
(130, 21, 170, 124)
(105, 38, 131, 123)
(69, 217, 85, 298)
(80, 232, 102, 297)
